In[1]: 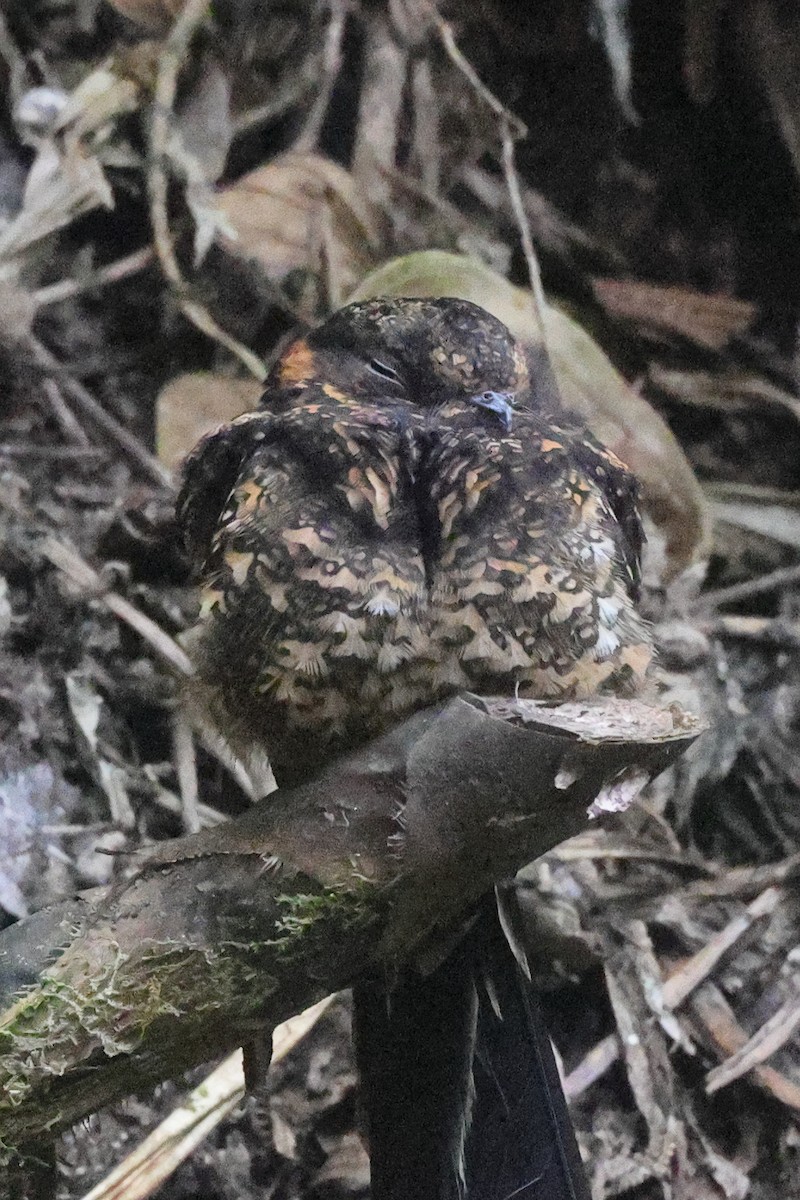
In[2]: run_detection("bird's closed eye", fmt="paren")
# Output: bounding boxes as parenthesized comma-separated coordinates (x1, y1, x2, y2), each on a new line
(367, 359, 405, 388)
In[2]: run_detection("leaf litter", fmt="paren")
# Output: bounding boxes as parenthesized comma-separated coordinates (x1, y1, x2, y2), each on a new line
(0, 2, 799, 1197)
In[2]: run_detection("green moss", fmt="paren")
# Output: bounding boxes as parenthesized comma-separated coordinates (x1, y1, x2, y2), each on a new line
(272, 885, 383, 959)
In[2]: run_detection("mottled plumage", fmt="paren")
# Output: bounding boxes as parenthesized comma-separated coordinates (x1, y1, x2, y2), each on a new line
(177, 297, 651, 1200)
(178, 297, 652, 786)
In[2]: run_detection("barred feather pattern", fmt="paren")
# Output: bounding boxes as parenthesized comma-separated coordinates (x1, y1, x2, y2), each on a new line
(178, 386, 652, 785)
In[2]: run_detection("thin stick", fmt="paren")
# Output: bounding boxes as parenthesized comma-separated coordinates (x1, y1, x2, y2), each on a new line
(33, 247, 156, 309)
(689, 983, 800, 1113)
(148, 0, 267, 382)
(500, 119, 553, 360)
(26, 335, 172, 488)
(706, 985, 800, 1093)
(78, 996, 336, 1200)
(172, 711, 201, 833)
(435, 17, 526, 137)
(232, 73, 316, 138)
(692, 562, 800, 612)
(39, 535, 260, 799)
(661, 887, 781, 1010)
(40, 377, 91, 446)
(0, 444, 103, 460)
(433, 13, 554, 367)
(292, 0, 348, 152)
(143, 773, 226, 827)
(705, 614, 800, 646)
(564, 886, 782, 1100)
(41, 536, 194, 676)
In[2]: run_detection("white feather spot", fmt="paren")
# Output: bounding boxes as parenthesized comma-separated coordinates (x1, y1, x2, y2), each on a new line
(365, 589, 401, 616)
(598, 597, 621, 626)
(594, 627, 620, 660)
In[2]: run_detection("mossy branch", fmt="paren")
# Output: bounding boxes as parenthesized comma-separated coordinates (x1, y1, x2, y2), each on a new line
(0, 695, 703, 1164)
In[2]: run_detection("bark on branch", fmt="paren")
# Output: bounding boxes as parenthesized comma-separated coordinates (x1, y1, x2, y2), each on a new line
(0, 694, 703, 1161)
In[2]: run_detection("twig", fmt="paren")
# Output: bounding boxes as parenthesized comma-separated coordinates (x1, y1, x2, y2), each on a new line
(40, 535, 193, 677)
(434, 16, 526, 137)
(143, 771, 226, 827)
(232, 73, 316, 138)
(411, 56, 441, 195)
(691, 562, 800, 612)
(195, 722, 264, 801)
(564, 886, 782, 1100)
(461, 163, 619, 264)
(32, 247, 156, 309)
(79, 996, 336, 1200)
(39, 378, 90, 446)
(39, 535, 260, 799)
(550, 833, 704, 870)
(661, 887, 781, 1010)
(704, 614, 800, 646)
(148, 0, 267, 382)
(26, 335, 172, 488)
(433, 12, 553, 367)
(320, 194, 344, 311)
(688, 982, 800, 1113)
(677, 851, 800, 899)
(0, 444, 103, 460)
(171, 711, 201, 833)
(500, 122, 552, 361)
(292, 0, 347, 153)
(351, 8, 407, 189)
(563, 1032, 618, 1101)
(705, 982, 800, 1094)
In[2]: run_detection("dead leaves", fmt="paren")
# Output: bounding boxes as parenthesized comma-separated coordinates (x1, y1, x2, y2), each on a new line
(216, 153, 383, 313)
(104, 0, 185, 34)
(156, 371, 261, 471)
(592, 278, 755, 353)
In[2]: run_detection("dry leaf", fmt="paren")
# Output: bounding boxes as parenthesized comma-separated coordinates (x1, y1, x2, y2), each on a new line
(156, 371, 261, 470)
(216, 153, 382, 304)
(710, 500, 800, 551)
(349, 251, 711, 579)
(104, 0, 184, 33)
(592, 277, 756, 352)
(650, 365, 800, 425)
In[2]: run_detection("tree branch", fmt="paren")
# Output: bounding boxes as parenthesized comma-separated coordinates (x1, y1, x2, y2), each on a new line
(0, 695, 703, 1162)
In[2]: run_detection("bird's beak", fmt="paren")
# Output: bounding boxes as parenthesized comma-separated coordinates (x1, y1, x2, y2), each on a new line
(469, 391, 515, 432)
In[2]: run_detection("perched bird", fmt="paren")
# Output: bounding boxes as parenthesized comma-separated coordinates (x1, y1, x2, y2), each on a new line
(177, 297, 653, 1198)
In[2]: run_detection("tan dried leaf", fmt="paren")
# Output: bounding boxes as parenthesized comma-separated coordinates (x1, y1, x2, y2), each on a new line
(104, 0, 184, 33)
(216, 153, 382, 300)
(156, 371, 261, 470)
(592, 277, 756, 352)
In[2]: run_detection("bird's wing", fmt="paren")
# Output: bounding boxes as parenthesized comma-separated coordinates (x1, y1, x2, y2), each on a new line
(176, 410, 276, 576)
(175, 399, 432, 781)
(563, 429, 645, 601)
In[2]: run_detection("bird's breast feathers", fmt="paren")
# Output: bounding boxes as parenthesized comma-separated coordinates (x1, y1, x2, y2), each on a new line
(180, 400, 652, 771)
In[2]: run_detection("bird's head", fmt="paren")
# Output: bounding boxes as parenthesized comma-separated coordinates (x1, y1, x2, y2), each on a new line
(267, 297, 530, 432)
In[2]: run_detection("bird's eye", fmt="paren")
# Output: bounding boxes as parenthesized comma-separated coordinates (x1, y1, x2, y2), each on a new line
(367, 359, 404, 387)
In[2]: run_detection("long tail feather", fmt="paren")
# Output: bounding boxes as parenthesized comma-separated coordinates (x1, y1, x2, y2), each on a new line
(466, 896, 591, 1200)
(353, 894, 591, 1200)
